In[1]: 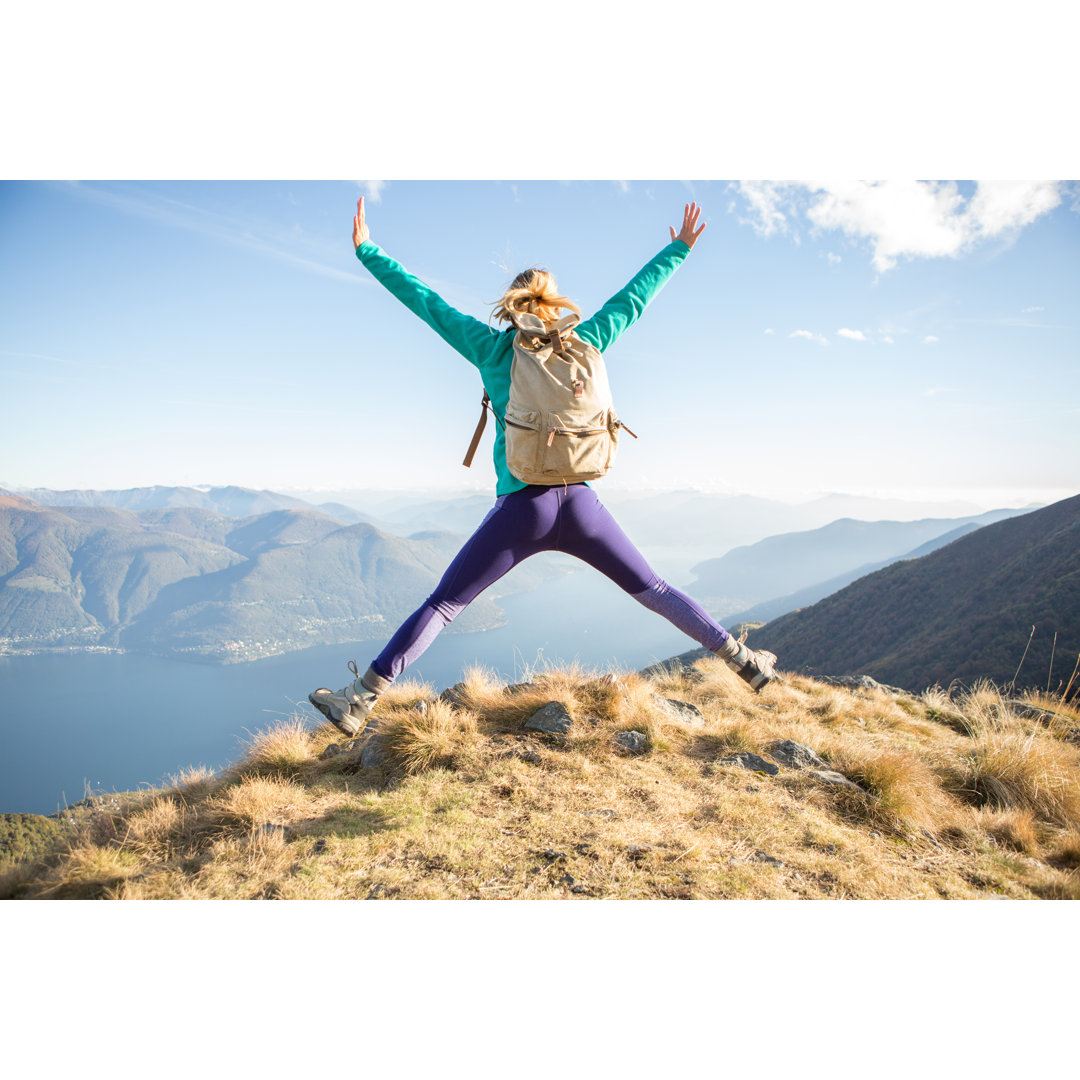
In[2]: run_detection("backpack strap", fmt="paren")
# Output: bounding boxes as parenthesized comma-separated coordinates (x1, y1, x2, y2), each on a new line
(462, 391, 492, 468)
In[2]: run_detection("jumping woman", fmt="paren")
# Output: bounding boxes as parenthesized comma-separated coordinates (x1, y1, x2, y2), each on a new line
(309, 197, 778, 736)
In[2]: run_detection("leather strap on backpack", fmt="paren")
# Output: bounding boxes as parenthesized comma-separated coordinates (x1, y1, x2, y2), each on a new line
(463, 391, 492, 468)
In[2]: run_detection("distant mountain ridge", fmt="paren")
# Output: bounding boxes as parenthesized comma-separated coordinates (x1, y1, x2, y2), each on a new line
(0, 497, 520, 662)
(691, 508, 1029, 620)
(749, 493, 1080, 695)
(13, 485, 377, 527)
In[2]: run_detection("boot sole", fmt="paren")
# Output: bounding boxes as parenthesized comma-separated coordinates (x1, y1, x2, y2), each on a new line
(308, 689, 364, 737)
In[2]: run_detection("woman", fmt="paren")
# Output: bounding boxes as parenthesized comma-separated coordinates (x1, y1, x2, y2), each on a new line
(309, 197, 777, 736)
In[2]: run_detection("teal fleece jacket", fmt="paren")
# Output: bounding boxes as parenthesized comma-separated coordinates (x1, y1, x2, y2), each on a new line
(355, 237, 691, 496)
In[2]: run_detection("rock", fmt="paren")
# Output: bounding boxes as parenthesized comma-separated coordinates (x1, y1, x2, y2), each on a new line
(524, 701, 574, 735)
(614, 730, 649, 754)
(751, 851, 784, 867)
(439, 683, 469, 708)
(502, 745, 542, 764)
(505, 682, 536, 696)
(638, 648, 712, 682)
(320, 743, 344, 760)
(821, 674, 911, 696)
(768, 740, 828, 770)
(718, 753, 780, 776)
(626, 843, 653, 861)
(534, 849, 568, 862)
(254, 823, 288, 841)
(360, 737, 387, 769)
(651, 695, 705, 728)
(809, 769, 863, 791)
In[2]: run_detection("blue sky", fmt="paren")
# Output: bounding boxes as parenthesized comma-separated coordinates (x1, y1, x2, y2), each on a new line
(2, 179, 1077, 509)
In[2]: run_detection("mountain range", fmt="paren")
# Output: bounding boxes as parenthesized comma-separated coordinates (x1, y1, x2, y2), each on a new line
(690, 508, 1029, 621)
(0, 493, 553, 662)
(748, 494, 1080, 695)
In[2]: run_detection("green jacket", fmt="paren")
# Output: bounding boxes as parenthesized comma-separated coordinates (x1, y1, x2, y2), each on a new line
(355, 237, 691, 495)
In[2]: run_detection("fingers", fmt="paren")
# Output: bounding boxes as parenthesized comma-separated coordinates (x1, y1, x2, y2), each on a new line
(670, 225, 676, 241)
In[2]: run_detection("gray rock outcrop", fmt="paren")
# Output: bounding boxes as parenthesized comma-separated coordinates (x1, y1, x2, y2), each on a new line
(524, 701, 574, 735)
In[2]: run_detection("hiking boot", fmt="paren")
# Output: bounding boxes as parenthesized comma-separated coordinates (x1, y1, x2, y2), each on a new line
(714, 638, 778, 692)
(309, 661, 392, 736)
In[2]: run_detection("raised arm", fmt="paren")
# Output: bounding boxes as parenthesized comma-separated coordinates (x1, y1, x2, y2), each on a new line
(351, 197, 500, 366)
(576, 202, 706, 354)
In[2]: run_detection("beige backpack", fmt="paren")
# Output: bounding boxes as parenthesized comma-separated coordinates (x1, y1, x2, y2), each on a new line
(463, 312, 636, 484)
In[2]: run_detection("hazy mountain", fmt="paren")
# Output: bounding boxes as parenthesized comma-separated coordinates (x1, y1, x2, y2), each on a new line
(0, 498, 520, 662)
(689, 508, 1027, 616)
(17, 485, 320, 518)
(598, 490, 1000, 567)
(749, 494, 1080, 695)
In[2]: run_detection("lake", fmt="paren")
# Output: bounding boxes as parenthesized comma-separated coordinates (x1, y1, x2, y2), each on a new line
(0, 567, 696, 814)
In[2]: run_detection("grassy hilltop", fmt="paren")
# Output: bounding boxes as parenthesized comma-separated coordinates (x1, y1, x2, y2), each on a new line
(3, 651, 1079, 900)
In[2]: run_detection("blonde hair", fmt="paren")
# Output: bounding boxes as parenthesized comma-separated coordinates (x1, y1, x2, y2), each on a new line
(491, 268, 581, 326)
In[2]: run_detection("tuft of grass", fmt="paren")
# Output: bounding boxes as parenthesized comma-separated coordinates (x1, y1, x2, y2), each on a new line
(818, 740, 951, 834)
(167, 765, 220, 802)
(1047, 832, 1080, 870)
(235, 717, 317, 778)
(953, 727, 1080, 828)
(379, 700, 479, 775)
(208, 776, 316, 831)
(121, 796, 186, 860)
(977, 807, 1041, 855)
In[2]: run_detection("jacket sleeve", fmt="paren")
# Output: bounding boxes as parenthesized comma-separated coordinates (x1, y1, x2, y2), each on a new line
(356, 240, 500, 367)
(575, 239, 691, 354)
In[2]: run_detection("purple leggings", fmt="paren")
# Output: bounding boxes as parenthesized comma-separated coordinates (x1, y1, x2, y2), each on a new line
(371, 483, 732, 681)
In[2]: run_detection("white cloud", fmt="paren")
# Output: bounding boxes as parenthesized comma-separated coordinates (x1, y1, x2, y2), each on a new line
(790, 330, 829, 345)
(826, 252, 842, 264)
(1022, 305, 1045, 313)
(967, 182, 1061, 237)
(729, 181, 789, 236)
(837, 328, 867, 341)
(881, 335, 895, 344)
(764, 328, 775, 335)
(922, 335, 940, 344)
(731, 181, 1063, 272)
(615, 180, 631, 194)
(357, 180, 387, 203)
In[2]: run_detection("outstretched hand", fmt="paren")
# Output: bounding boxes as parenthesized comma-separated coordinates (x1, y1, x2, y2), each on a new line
(670, 202, 706, 249)
(353, 197, 369, 249)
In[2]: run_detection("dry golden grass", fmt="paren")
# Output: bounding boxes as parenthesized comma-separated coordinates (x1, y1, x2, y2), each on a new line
(935, 683, 1080, 829)
(378, 700, 479, 775)
(234, 718, 318, 778)
(4, 658, 1079, 900)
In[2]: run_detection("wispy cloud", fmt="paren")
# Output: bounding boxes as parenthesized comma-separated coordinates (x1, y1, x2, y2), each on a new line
(1022, 305, 1045, 313)
(790, 330, 829, 346)
(837, 328, 867, 342)
(881, 335, 895, 345)
(923, 386, 957, 397)
(614, 181, 631, 194)
(764, 328, 775, 335)
(922, 335, 940, 344)
(357, 181, 387, 204)
(728, 181, 1063, 272)
(729, 181, 788, 236)
(56, 182, 361, 285)
(826, 252, 842, 264)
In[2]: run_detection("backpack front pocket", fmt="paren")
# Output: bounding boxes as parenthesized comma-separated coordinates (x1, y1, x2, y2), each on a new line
(505, 411, 617, 484)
